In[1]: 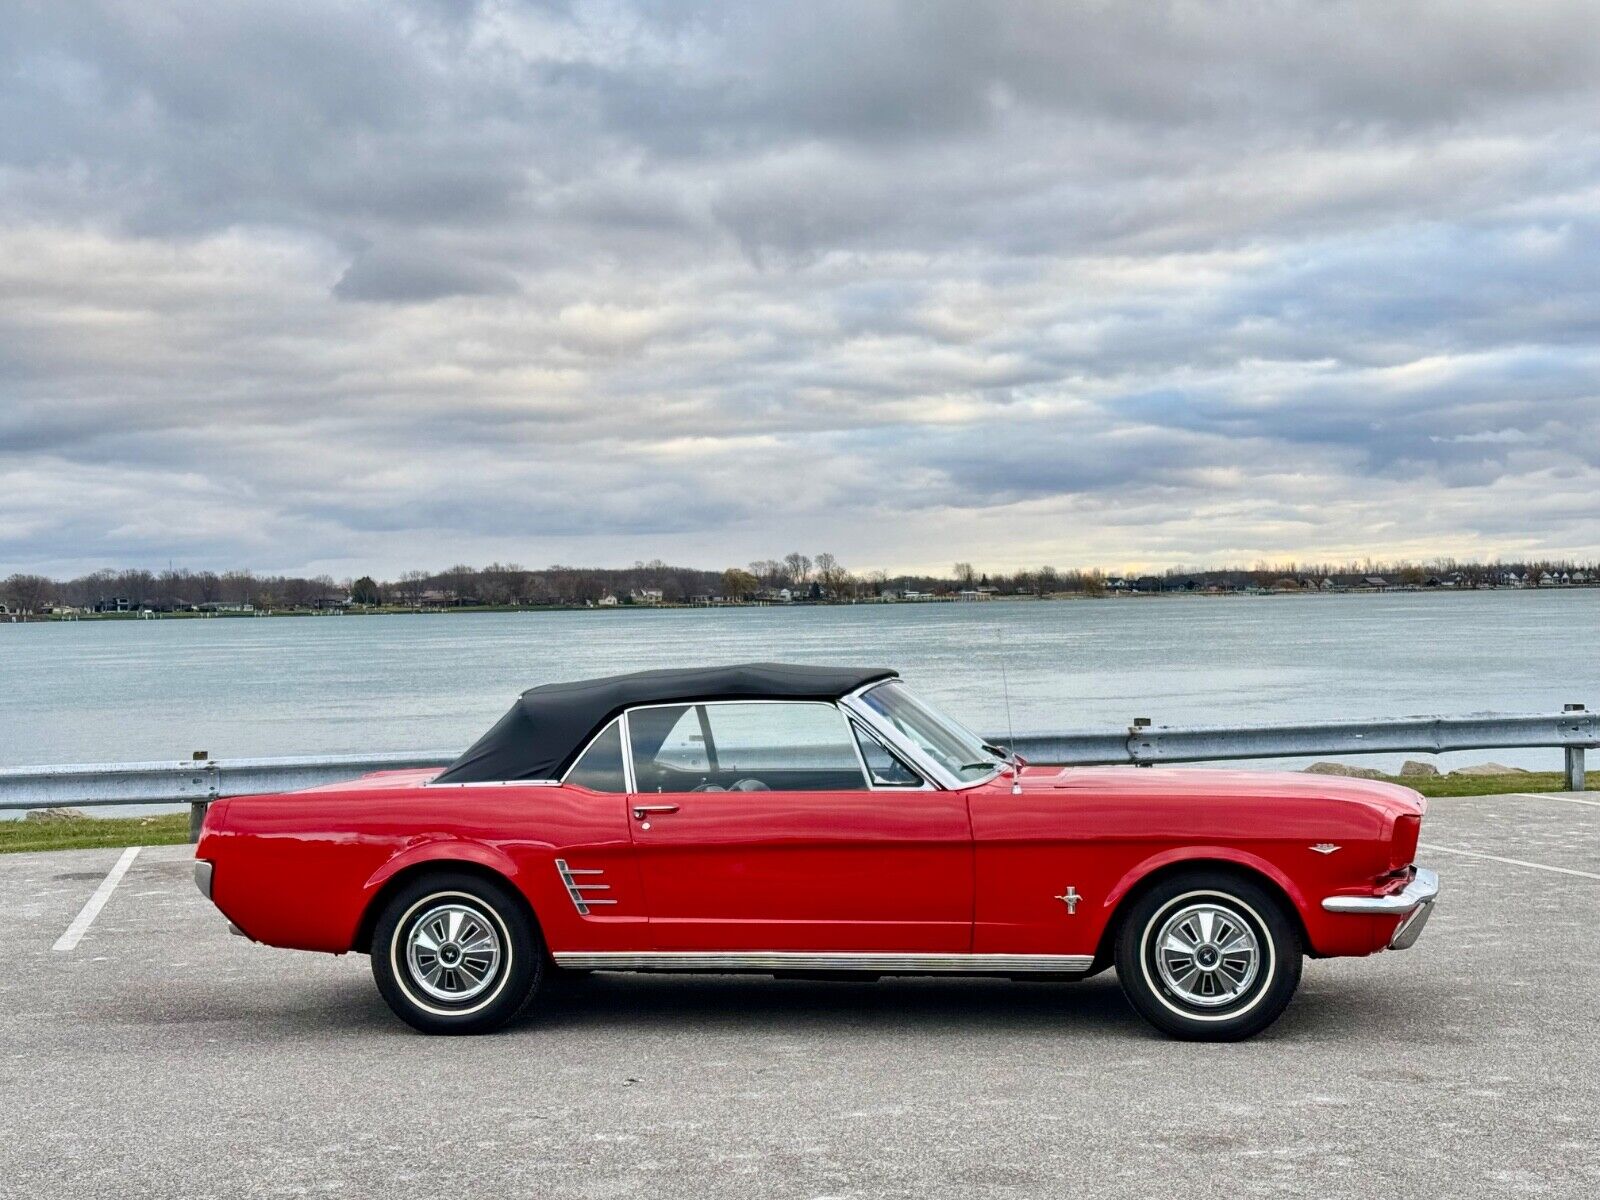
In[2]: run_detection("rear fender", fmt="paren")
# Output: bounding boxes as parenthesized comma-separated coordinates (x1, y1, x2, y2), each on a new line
(346, 838, 536, 954)
(361, 838, 524, 900)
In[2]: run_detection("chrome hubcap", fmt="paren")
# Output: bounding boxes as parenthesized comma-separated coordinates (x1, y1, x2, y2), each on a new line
(404, 903, 502, 1003)
(1153, 901, 1260, 1007)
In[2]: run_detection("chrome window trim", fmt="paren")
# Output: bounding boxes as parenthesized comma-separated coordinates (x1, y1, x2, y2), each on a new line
(559, 716, 630, 794)
(423, 688, 986, 794)
(851, 681, 998, 793)
(424, 778, 561, 789)
(840, 683, 983, 790)
(552, 950, 1094, 973)
(621, 698, 872, 793)
(618, 709, 638, 794)
(846, 717, 932, 792)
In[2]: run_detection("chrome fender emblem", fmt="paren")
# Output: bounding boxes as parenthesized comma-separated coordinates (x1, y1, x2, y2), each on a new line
(1054, 887, 1081, 914)
(1310, 843, 1341, 855)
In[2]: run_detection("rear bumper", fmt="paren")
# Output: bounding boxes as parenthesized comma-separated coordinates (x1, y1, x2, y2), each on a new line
(194, 859, 248, 937)
(1322, 867, 1439, 950)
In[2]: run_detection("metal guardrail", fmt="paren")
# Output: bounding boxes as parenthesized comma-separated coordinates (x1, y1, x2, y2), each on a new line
(1, 706, 1592, 840)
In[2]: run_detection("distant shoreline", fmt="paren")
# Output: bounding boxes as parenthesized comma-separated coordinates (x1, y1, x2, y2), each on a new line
(7, 584, 1597, 623)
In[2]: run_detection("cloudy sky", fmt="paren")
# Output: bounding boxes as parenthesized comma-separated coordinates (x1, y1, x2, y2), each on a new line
(3, 1, 1598, 579)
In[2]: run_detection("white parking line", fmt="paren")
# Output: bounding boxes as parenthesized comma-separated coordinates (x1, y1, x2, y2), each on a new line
(1420, 841, 1600, 881)
(52, 846, 141, 953)
(1508, 791, 1600, 809)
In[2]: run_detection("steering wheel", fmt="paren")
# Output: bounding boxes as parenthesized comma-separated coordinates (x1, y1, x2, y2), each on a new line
(729, 778, 770, 792)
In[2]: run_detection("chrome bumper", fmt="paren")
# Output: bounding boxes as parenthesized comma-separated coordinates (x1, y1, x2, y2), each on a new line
(194, 860, 246, 936)
(1322, 867, 1439, 950)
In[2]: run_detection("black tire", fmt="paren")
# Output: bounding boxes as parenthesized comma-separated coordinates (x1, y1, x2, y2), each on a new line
(370, 871, 543, 1035)
(1114, 871, 1302, 1041)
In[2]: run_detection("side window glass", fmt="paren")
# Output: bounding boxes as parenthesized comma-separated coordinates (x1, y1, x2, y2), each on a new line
(853, 723, 925, 787)
(628, 705, 709, 793)
(649, 706, 710, 771)
(565, 720, 627, 793)
(700, 703, 867, 792)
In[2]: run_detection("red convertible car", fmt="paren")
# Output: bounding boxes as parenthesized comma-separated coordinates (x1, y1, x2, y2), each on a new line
(194, 663, 1438, 1040)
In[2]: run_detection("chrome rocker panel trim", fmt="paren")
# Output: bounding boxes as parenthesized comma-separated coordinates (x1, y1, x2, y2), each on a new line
(552, 951, 1095, 974)
(1321, 866, 1438, 950)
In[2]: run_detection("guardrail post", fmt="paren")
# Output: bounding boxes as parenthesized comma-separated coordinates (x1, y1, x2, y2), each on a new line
(1565, 705, 1587, 791)
(188, 751, 214, 843)
(1132, 717, 1153, 767)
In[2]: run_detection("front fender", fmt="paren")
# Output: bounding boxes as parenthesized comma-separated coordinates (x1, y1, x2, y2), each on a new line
(1101, 844, 1314, 927)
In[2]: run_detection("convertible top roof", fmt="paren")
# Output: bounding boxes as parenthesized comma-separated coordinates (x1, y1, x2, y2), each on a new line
(433, 662, 898, 784)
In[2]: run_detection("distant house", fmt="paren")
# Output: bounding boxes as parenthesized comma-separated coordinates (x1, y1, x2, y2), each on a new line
(93, 596, 133, 613)
(957, 588, 993, 601)
(312, 595, 350, 611)
(632, 588, 665, 604)
(597, 594, 620, 607)
(1362, 576, 1389, 590)
(900, 589, 931, 601)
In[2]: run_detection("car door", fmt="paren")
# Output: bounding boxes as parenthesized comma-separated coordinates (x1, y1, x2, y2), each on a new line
(625, 700, 973, 954)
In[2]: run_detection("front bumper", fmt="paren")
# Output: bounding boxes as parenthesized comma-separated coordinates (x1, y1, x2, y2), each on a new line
(1322, 867, 1439, 950)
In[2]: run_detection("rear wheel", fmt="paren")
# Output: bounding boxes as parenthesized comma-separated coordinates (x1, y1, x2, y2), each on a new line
(1114, 871, 1302, 1041)
(371, 871, 542, 1034)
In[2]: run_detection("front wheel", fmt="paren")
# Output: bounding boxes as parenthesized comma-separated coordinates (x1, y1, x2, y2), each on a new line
(371, 871, 542, 1034)
(1114, 871, 1302, 1041)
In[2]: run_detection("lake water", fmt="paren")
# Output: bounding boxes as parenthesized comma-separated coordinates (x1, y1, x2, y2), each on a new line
(4, 590, 1596, 787)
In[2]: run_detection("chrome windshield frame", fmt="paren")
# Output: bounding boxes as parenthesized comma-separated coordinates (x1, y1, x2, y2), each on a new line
(839, 681, 1001, 791)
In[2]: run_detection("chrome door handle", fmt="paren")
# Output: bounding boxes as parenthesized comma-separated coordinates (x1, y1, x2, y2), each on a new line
(632, 804, 680, 819)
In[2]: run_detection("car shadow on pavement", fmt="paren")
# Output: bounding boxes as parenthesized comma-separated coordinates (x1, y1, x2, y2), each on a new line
(136, 965, 1435, 1045)
(528, 971, 1147, 1037)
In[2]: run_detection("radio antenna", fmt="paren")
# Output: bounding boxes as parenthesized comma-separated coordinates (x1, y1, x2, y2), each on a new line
(998, 628, 1021, 794)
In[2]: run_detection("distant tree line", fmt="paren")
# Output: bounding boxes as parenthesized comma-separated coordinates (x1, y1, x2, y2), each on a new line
(3, 554, 1598, 615)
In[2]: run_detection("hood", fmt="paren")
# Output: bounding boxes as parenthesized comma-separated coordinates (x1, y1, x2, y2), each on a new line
(1034, 765, 1425, 819)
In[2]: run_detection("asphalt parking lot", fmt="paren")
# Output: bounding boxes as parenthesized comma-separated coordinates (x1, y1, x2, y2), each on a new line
(5, 792, 1599, 1199)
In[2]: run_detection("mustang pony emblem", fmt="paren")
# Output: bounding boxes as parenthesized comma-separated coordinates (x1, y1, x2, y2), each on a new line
(1054, 887, 1082, 914)
(1310, 843, 1342, 855)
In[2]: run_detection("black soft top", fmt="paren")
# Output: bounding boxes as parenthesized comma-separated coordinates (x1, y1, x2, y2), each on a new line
(434, 662, 897, 784)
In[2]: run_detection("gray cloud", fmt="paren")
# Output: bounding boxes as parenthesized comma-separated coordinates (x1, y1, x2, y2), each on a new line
(2, 1, 1598, 577)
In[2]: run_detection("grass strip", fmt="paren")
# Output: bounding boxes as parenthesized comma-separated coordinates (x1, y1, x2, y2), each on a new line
(0, 812, 191, 854)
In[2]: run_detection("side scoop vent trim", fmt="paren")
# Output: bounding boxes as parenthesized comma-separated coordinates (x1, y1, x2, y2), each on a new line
(554, 859, 617, 916)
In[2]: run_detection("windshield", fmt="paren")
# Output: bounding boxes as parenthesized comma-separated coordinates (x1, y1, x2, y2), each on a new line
(859, 681, 1000, 783)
